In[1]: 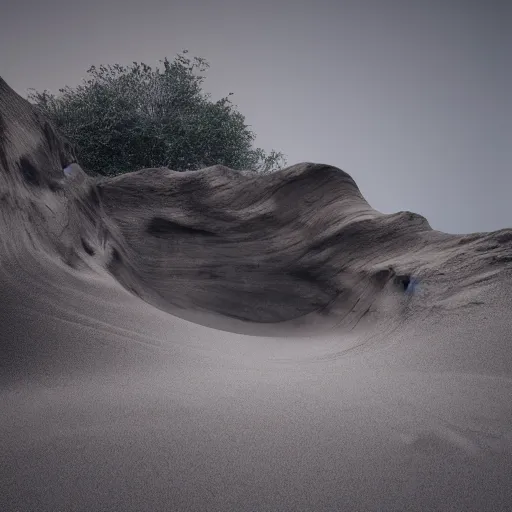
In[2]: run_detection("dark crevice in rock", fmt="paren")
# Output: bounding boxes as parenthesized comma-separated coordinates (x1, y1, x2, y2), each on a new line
(395, 274, 411, 292)
(81, 238, 95, 256)
(147, 217, 215, 238)
(19, 157, 41, 186)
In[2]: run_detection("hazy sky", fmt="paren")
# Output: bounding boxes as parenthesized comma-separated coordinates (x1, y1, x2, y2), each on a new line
(1, 0, 510, 233)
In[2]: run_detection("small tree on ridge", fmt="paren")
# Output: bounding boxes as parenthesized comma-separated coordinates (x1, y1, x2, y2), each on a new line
(28, 51, 286, 176)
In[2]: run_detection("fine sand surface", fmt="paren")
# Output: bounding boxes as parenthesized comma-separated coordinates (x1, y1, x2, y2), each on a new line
(1, 76, 512, 511)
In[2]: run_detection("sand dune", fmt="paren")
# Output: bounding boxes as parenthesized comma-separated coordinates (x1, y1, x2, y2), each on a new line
(1, 76, 512, 511)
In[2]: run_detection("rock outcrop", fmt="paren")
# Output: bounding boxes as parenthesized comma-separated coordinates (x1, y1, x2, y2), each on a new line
(1, 76, 511, 512)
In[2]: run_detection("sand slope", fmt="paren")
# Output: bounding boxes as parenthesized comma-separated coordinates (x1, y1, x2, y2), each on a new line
(1, 76, 512, 511)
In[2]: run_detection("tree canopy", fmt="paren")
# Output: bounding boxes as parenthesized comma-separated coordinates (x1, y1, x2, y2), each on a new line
(28, 51, 286, 176)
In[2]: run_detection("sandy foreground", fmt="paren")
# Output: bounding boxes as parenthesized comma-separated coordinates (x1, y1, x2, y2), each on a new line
(1, 76, 512, 511)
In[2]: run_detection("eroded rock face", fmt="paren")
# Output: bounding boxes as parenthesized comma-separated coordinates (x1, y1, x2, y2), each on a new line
(0, 78, 77, 189)
(1, 75, 512, 327)
(2, 76, 512, 512)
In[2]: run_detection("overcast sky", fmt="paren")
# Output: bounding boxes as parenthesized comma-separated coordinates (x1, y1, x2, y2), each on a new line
(1, 0, 510, 234)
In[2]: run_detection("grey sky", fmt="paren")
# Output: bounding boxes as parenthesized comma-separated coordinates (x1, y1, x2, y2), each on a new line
(1, 0, 510, 234)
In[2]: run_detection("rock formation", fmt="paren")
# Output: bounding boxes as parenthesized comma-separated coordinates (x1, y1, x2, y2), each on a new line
(1, 76, 511, 512)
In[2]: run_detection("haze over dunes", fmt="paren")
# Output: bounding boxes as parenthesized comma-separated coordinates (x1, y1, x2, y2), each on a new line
(1, 77, 512, 511)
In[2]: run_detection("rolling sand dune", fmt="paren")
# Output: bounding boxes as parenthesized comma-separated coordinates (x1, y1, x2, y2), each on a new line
(1, 75, 512, 511)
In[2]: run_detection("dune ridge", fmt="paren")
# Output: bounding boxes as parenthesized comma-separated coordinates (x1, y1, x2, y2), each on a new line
(1, 76, 512, 511)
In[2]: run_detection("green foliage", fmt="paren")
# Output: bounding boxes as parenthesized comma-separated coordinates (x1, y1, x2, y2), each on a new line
(28, 51, 286, 176)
